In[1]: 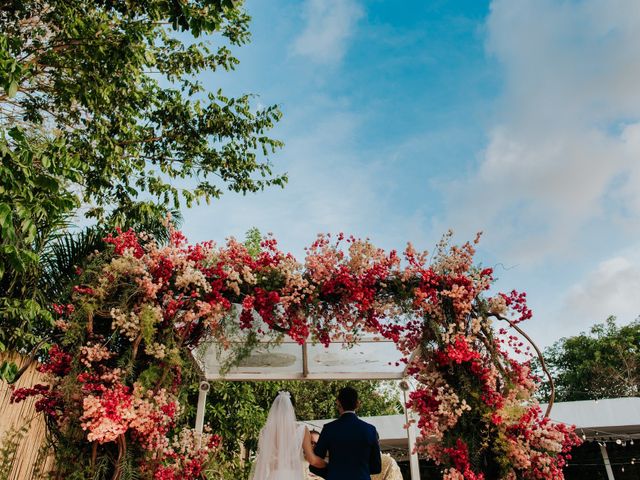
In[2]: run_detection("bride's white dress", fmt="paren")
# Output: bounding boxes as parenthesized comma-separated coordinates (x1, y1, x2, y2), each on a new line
(250, 392, 307, 480)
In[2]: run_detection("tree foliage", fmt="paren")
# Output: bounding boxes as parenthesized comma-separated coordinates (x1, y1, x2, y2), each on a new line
(0, 130, 81, 358)
(538, 316, 640, 402)
(201, 380, 401, 455)
(0, 0, 285, 217)
(0, 0, 285, 368)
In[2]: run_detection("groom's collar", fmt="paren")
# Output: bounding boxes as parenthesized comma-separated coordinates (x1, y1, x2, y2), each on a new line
(341, 411, 356, 416)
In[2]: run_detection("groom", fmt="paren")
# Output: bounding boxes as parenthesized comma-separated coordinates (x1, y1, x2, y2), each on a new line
(310, 387, 382, 480)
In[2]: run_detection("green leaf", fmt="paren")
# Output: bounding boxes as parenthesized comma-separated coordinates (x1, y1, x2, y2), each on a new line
(0, 202, 12, 230)
(0, 361, 18, 382)
(7, 80, 18, 98)
(33, 174, 58, 191)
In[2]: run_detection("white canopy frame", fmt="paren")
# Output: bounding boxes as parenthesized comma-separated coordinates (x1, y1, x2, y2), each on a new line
(190, 326, 422, 480)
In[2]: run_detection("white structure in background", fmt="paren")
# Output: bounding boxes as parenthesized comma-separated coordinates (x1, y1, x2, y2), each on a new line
(302, 413, 421, 454)
(541, 397, 640, 438)
(542, 397, 640, 480)
(303, 397, 640, 479)
(191, 324, 422, 480)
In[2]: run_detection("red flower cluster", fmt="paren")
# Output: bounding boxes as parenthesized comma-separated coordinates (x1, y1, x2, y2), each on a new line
(436, 335, 481, 365)
(152, 256, 174, 283)
(501, 290, 533, 323)
(407, 388, 441, 432)
(72, 285, 95, 296)
(52, 303, 74, 315)
(104, 227, 144, 258)
(444, 439, 485, 480)
(37, 344, 72, 376)
(10, 383, 61, 417)
(10, 383, 50, 403)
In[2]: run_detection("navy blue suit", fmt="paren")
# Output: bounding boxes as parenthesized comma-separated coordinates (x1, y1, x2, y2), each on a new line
(311, 413, 382, 480)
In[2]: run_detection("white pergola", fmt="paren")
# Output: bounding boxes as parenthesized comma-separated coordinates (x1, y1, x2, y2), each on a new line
(191, 323, 422, 480)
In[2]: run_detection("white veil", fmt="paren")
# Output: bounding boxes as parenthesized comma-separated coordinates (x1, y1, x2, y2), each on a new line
(251, 391, 304, 480)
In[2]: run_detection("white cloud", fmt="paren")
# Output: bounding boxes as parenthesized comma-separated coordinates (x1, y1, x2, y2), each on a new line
(560, 252, 640, 332)
(440, 0, 640, 263)
(182, 101, 434, 258)
(292, 0, 363, 64)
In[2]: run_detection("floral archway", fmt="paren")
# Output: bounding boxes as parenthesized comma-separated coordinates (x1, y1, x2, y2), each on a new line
(12, 227, 580, 480)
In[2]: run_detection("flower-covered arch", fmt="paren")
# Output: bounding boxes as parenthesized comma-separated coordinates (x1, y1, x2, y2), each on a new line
(12, 228, 580, 480)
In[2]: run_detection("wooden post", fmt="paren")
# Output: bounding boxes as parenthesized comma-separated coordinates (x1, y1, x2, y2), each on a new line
(302, 342, 309, 378)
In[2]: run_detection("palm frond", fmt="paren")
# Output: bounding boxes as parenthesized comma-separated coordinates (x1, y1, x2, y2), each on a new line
(117, 448, 139, 480)
(38, 202, 182, 301)
(38, 227, 105, 299)
(92, 454, 111, 480)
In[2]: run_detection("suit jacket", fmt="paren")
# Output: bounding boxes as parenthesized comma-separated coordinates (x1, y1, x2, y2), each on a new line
(310, 413, 382, 480)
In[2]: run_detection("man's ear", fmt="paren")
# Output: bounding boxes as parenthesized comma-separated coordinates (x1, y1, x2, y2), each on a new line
(356, 399, 361, 410)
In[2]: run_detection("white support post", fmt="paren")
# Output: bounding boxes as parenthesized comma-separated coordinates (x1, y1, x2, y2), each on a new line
(407, 420, 420, 480)
(599, 443, 616, 480)
(195, 381, 210, 447)
(401, 381, 421, 480)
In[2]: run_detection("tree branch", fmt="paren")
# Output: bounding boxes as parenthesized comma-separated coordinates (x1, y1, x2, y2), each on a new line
(489, 312, 555, 417)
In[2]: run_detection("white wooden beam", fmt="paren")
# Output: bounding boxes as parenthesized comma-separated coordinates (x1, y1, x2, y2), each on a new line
(203, 371, 406, 381)
(599, 443, 616, 480)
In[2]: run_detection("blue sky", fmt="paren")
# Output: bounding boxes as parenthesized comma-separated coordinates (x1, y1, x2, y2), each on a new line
(182, 0, 640, 347)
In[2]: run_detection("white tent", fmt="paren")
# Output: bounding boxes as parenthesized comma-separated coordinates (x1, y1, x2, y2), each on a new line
(541, 397, 640, 480)
(301, 397, 640, 480)
(303, 413, 420, 454)
(190, 321, 421, 480)
(541, 397, 640, 437)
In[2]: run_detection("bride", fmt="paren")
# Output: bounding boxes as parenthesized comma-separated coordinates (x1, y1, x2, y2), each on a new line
(250, 391, 327, 480)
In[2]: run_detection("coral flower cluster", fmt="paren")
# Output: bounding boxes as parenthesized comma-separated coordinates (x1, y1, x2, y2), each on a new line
(12, 227, 579, 479)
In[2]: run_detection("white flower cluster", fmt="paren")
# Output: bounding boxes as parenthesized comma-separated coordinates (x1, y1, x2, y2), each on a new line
(488, 295, 508, 315)
(175, 264, 211, 292)
(145, 342, 167, 359)
(111, 307, 140, 341)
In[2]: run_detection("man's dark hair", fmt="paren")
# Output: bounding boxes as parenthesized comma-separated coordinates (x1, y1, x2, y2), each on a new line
(337, 386, 358, 411)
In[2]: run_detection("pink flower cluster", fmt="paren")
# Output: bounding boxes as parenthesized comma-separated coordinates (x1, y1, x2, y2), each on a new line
(80, 382, 179, 446)
(151, 429, 221, 480)
(81, 382, 135, 443)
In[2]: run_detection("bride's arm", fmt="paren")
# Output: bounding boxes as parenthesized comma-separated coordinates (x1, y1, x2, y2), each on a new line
(302, 427, 327, 468)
